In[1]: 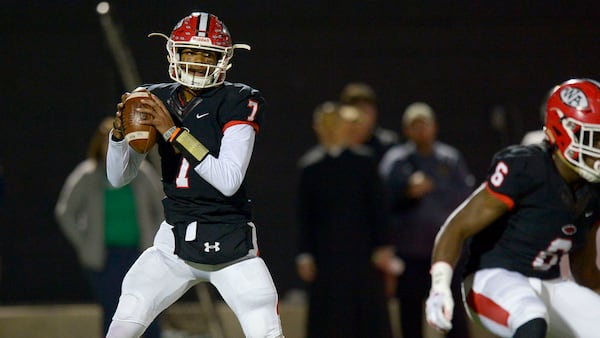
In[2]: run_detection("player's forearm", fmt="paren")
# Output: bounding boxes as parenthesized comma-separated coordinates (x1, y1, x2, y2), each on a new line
(432, 183, 505, 266)
(192, 125, 255, 196)
(431, 230, 464, 268)
(431, 210, 470, 267)
(106, 131, 145, 187)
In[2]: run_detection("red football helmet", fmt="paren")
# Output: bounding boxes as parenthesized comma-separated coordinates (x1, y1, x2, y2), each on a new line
(149, 12, 250, 89)
(545, 78, 600, 182)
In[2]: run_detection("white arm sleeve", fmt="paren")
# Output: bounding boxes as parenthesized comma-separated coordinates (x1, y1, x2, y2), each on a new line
(106, 130, 147, 187)
(194, 124, 255, 196)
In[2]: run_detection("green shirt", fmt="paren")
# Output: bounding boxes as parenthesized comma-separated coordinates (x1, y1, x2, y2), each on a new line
(104, 185, 140, 247)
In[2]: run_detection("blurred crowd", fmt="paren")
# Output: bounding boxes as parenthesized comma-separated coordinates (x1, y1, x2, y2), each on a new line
(294, 82, 477, 338)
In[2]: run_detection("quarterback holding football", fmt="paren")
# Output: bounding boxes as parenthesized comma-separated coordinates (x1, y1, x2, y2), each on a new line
(106, 12, 284, 338)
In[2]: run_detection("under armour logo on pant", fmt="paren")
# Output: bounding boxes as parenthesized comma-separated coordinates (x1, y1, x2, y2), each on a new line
(204, 242, 221, 252)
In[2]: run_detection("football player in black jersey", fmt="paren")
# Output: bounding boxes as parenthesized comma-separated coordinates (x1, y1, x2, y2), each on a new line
(105, 12, 283, 338)
(425, 78, 600, 338)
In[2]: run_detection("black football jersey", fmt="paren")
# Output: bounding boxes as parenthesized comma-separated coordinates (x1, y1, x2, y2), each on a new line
(464, 143, 600, 279)
(144, 82, 265, 225)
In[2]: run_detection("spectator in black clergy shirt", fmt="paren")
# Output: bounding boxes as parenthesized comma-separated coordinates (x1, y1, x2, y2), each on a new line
(296, 101, 403, 338)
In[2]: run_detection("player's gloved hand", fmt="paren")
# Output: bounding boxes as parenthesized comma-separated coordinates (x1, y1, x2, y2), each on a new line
(111, 92, 130, 141)
(426, 261, 454, 332)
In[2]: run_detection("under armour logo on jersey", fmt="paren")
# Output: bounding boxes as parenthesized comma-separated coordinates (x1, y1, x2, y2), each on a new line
(204, 242, 221, 252)
(560, 87, 589, 109)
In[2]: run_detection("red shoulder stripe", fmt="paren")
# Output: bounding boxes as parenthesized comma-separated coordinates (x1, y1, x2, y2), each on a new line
(223, 120, 259, 134)
(485, 182, 515, 210)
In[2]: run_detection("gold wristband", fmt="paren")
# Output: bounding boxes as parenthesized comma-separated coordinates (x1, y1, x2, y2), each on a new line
(173, 129, 209, 162)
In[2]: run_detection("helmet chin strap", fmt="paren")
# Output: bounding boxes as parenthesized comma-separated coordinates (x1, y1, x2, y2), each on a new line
(576, 168, 600, 183)
(574, 156, 600, 183)
(555, 150, 600, 183)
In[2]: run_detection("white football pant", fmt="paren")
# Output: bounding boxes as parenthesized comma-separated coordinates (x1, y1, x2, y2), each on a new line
(462, 268, 600, 338)
(106, 221, 283, 338)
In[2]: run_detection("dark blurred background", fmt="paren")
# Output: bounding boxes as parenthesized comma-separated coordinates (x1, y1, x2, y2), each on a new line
(1, 1, 599, 304)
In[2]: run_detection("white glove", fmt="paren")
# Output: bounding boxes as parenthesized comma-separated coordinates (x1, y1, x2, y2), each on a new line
(425, 261, 455, 332)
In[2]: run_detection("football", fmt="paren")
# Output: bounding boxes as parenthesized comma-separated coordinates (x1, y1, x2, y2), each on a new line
(123, 91, 158, 154)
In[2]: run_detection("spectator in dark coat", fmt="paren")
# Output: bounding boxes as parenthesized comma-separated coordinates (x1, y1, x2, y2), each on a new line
(379, 102, 475, 338)
(296, 102, 402, 338)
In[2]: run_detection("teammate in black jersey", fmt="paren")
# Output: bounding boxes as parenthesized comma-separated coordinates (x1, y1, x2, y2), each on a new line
(425, 78, 600, 338)
(105, 12, 283, 338)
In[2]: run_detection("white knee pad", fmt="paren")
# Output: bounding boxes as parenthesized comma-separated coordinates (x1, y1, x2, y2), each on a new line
(113, 293, 149, 325)
(106, 320, 146, 338)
